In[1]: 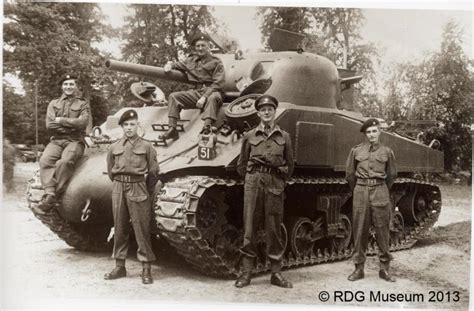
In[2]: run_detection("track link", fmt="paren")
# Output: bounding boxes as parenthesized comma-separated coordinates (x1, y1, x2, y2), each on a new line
(155, 176, 441, 278)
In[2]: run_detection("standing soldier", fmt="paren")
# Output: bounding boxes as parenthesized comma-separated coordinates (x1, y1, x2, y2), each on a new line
(345, 118, 398, 282)
(104, 109, 158, 285)
(3, 138, 16, 193)
(34, 74, 90, 215)
(159, 33, 225, 141)
(235, 95, 294, 289)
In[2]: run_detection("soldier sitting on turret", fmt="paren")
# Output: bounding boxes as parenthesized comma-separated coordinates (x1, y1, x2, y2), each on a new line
(159, 33, 225, 141)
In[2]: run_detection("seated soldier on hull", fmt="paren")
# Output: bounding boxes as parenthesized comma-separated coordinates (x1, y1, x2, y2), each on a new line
(159, 33, 225, 141)
(34, 74, 90, 215)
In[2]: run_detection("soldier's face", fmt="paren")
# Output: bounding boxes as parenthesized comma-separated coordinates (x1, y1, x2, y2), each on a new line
(365, 125, 381, 144)
(122, 119, 139, 138)
(195, 40, 211, 57)
(257, 105, 276, 124)
(62, 79, 77, 96)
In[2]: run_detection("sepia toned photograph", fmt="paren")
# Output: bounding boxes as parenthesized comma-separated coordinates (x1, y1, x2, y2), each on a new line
(1, 1, 472, 310)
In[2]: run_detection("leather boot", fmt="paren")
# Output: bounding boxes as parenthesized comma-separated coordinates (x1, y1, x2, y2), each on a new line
(270, 272, 293, 288)
(141, 262, 153, 284)
(348, 263, 365, 281)
(159, 127, 179, 140)
(104, 260, 126, 280)
(379, 261, 395, 282)
(235, 272, 251, 288)
(33, 194, 56, 215)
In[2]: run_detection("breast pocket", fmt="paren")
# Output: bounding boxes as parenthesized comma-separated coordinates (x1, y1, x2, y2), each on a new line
(249, 138, 264, 155)
(269, 136, 285, 156)
(69, 103, 83, 118)
(132, 149, 146, 168)
(201, 62, 216, 76)
(113, 148, 124, 168)
(374, 154, 388, 172)
(355, 154, 369, 162)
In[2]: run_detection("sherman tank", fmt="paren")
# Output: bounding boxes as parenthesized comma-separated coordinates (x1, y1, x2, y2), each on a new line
(27, 29, 443, 277)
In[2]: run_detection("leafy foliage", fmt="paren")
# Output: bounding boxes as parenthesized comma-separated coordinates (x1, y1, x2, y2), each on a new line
(3, 82, 35, 144)
(382, 21, 473, 171)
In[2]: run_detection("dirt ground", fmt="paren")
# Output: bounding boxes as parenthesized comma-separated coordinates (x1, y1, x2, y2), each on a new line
(0, 162, 472, 310)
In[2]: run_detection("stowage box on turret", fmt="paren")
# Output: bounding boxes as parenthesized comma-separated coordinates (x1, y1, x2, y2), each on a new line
(28, 29, 443, 277)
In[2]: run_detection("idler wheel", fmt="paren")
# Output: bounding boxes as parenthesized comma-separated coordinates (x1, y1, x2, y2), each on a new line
(399, 189, 428, 225)
(287, 217, 316, 257)
(331, 214, 352, 253)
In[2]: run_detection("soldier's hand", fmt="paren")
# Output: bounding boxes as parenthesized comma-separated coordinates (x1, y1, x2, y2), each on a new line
(277, 166, 288, 175)
(196, 96, 207, 109)
(48, 120, 62, 129)
(164, 61, 173, 72)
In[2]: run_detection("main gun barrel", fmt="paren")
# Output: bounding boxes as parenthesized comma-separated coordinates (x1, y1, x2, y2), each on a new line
(104, 59, 192, 84)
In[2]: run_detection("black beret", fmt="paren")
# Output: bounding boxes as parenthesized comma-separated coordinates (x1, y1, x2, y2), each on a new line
(118, 109, 138, 126)
(58, 74, 78, 85)
(254, 94, 278, 110)
(190, 33, 210, 46)
(360, 118, 380, 132)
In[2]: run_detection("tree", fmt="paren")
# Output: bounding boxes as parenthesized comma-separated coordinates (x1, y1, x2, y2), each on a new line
(116, 4, 219, 105)
(381, 21, 473, 171)
(3, 2, 116, 143)
(257, 7, 313, 47)
(421, 21, 473, 171)
(2, 82, 34, 144)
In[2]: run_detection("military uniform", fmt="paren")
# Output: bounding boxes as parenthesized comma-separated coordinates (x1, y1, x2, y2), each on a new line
(167, 53, 225, 126)
(345, 119, 397, 281)
(235, 95, 294, 290)
(39, 93, 90, 197)
(3, 139, 15, 192)
(106, 134, 158, 265)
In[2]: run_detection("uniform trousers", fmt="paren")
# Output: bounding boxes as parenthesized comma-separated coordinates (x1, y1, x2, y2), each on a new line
(240, 171, 286, 273)
(111, 180, 156, 263)
(352, 182, 393, 267)
(39, 138, 84, 195)
(168, 89, 222, 124)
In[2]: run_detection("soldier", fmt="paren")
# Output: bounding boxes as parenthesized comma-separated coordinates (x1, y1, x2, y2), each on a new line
(33, 74, 90, 215)
(235, 95, 294, 289)
(345, 118, 398, 282)
(159, 33, 225, 141)
(104, 109, 158, 285)
(3, 138, 16, 193)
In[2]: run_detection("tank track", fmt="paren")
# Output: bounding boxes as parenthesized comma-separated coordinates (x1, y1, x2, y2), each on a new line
(26, 172, 111, 252)
(155, 176, 441, 278)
